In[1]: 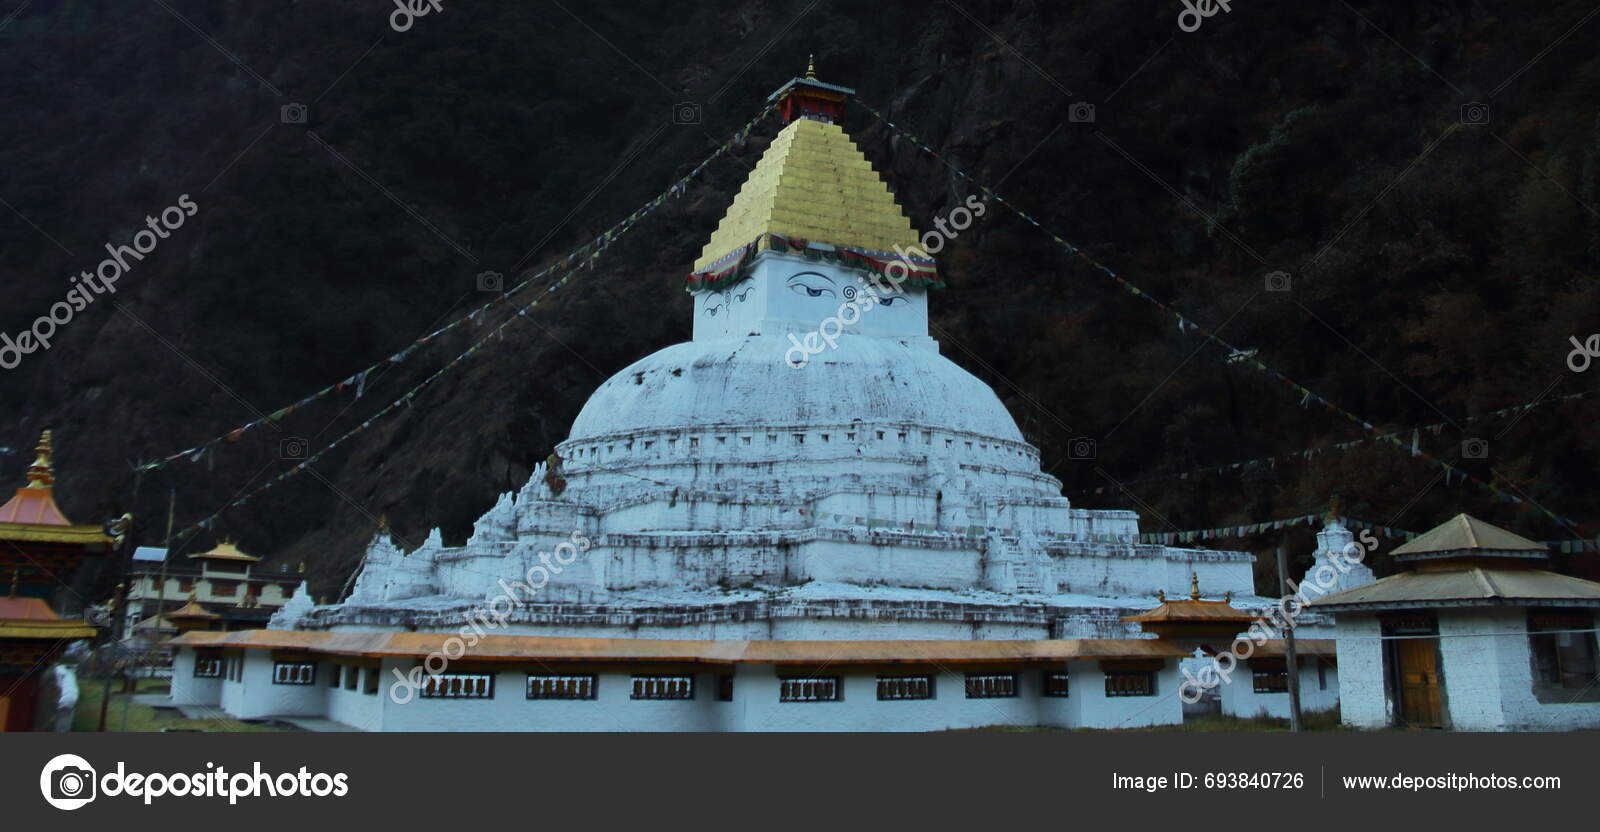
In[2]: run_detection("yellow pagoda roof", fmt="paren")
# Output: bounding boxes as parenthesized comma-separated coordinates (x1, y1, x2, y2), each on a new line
(188, 539, 260, 562)
(693, 118, 925, 271)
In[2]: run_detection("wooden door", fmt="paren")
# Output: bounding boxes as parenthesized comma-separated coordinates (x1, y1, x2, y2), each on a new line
(0, 695, 10, 732)
(1395, 638, 1443, 728)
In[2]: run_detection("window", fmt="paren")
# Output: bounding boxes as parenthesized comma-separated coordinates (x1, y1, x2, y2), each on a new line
(210, 580, 238, 598)
(328, 665, 342, 687)
(419, 672, 495, 699)
(965, 673, 1018, 699)
(1529, 612, 1600, 700)
(344, 666, 359, 691)
(631, 675, 694, 700)
(364, 667, 379, 695)
(273, 661, 316, 686)
(1105, 672, 1156, 697)
(717, 676, 734, 702)
(179, 578, 196, 593)
(780, 677, 841, 702)
(876, 675, 934, 701)
(1252, 667, 1289, 694)
(193, 652, 222, 678)
(526, 674, 597, 700)
(1043, 672, 1070, 698)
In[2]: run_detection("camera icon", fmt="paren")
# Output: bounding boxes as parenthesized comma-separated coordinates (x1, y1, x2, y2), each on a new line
(280, 437, 309, 460)
(1265, 270, 1291, 292)
(1068, 101, 1096, 124)
(477, 270, 504, 292)
(673, 102, 702, 125)
(1068, 436, 1097, 460)
(1461, 438, 1489, 460)
(1461, 101, 1489, 125)
(40, 753, 97, 810)
(280, 103, 308, 124)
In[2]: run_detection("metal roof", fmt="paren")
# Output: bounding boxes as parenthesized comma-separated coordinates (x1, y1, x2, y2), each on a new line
(1308, 566, 1600, 611)
(1390, 513, 1548, 559)
(132, 546, 167, 562)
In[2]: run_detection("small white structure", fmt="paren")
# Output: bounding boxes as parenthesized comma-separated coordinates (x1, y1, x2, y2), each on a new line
(1311, 513, 1600, 731)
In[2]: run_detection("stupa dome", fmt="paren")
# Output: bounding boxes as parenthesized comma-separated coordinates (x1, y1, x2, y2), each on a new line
(568, 334, 1025, 443)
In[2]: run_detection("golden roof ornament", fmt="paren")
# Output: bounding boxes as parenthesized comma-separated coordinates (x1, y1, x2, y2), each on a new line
(1189, 571, 1201, 601)
(1154, 588, 1166, 602)
(1325, 494, 1342, 523)
(25, 430, 54, 489)
(805, 54, 817, 80)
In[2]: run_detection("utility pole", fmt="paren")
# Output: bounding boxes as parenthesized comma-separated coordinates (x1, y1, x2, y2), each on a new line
(157, 489, 174, 634)
(1276, 544, 1303, 732)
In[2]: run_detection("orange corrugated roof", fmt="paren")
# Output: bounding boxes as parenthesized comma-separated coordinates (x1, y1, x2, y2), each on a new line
(169, 630, 1192, 664)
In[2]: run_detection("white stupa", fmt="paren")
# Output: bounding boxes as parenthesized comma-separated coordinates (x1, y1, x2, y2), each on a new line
(305, 65, 1268, 641)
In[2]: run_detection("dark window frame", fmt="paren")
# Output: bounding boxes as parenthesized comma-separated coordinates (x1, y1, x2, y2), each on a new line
(526, 673, 598, 700)
(418, 671, 496, 700)
(630, 674, 695, 701)
(1043, 671, 1070, 698)
(876, 675, 935, 701)
(964, 672, 1019, 699)
(1104, 671, 1156, 697)
(272, 661, 316, 686)
(1528, 610, 1600, 703)
(780, 676, 842, 702)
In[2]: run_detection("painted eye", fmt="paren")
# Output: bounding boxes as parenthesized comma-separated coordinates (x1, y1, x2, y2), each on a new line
(790, 283, 835, 298)
(878, 296, 906, 306)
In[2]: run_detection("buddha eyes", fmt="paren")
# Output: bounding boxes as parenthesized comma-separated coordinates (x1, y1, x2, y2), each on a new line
(786, 271, 836, 299)
(877, 296, 906, 306)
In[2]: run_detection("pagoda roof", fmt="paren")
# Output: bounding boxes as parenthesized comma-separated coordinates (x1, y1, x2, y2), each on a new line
(0, 596, 97, 640)
(165, 599, 221, 620)
(692, 118, 925, 272)
(1309, 566, 1600, 612)
(1122, 597, 1261, 625)
(0, 431, 110, 546)
(188, 540, 261, 562)
(1390, 513, 1548, 561)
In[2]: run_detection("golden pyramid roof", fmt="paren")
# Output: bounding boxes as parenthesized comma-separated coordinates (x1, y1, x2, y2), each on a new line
(693, 118, 925, 272)
(188, 539, 261, 562)
(1390, 513, 1547, 559)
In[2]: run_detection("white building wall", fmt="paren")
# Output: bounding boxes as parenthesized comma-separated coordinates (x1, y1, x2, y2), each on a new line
(1074, 662, 1183, 729)
(1437, 609, 1513, 731)
(168, 650, 222, 706)
(226, 651, 328, 719)
(1486, 610, 1600, 731)
(1219, 660, 1337, 720)
(325, 664, 385, 732)
(1334, 613, 1388, 729)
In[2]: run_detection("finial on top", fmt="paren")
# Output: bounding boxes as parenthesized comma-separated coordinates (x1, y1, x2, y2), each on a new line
(1325, 494, 1342, 523)
(1155, 588, 1166, 602)
(25, 430, 54, 489)
(1189, 571, 1201, 601)
(806, 54, 817, 79)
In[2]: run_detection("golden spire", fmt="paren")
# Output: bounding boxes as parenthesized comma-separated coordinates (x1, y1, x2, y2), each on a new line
(1154, 588, 1166, 602)
(805, 54, 817, 80)
(1189, 571, 1201, 601)
(25, 430, 54, 489)
(1325, 495, 1342, 523)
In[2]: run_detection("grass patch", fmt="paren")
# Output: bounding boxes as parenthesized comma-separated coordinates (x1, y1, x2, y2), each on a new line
(71, 676, 288, 733)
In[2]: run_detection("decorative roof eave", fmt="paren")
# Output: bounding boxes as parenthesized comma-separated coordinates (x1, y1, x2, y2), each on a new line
(687, 233, 943, 294)
(170, 630, 1192, 664)
(0, 521, 112, 546)
(1308, 566, 1600, 611)
(0, 621, 97, 640)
